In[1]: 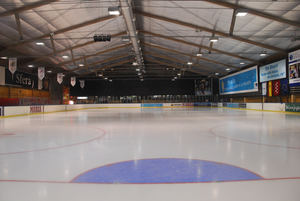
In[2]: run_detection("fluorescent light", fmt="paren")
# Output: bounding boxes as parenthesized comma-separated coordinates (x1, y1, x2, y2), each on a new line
(62, 55, 69, 59)
(196, 53, 203, 57)
(132, 62, 138, 66)
(98, 74, 103, 77)
(108, 6, 120, 16)
(260, 52, 267, 57)
(77, 96, 88, 100)
(187, 62, 193, 65)
(226, 68, 231, 71)
(0, 57, 7, 59)
(104, 77, 108, 80)
(136, 68, 140, 71)
(174, 76, 178, 79)
(240, 62, 245, 65)
(78, 64, 84, 67)
(236, 11, 248, 17)
(47, 70, 52, 73)
(122, 36, 130, 42)
(209, 36, 219, 42)
(215, 72, 220, 75)
(28, 64, 34, 68)
(177, 73, 181, 76)
(36, 42, 44, 46)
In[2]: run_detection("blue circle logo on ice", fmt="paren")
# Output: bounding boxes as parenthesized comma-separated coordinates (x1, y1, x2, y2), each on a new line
(72, 158, 263, 184)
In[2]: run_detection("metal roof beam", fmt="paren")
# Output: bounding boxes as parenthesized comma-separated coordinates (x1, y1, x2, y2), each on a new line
(0, 15, 118, 53)
(71, 53, 131, 73)
(142, 42, 238, 70)
(58, 43, 131, 67)
(82, 59, 134, 76)
(0, 0, 60, 17)
(140, 30, 257, 63)
(203, 0, 300, 29)
(135, 10, 285, 53)
(144, 50, 222, 74)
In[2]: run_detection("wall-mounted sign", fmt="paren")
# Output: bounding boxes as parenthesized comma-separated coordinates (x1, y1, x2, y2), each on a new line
(289, 49, 300, 87)
(219, 66, 258, 95)
(195, 78, 212, 96)
(5, 69, 37, 89)
(259, 59, 286, 82)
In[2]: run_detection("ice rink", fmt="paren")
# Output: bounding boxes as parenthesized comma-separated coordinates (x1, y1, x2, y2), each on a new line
(0, 107, 300, 201)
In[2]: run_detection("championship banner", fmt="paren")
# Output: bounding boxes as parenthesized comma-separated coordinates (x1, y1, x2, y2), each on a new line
(79, 80, 85, 89)
(280, 78, 289, 96)
(70, 77, 76, 87)
(38, 79, 43, 90)
(272, 80, 280, 96)
(268, 81, 273, 97)
(57, 73, 63, 84)
(38, 67, 45, 80)
(262, 82, 267, 96)
(8, 58, 17, 78)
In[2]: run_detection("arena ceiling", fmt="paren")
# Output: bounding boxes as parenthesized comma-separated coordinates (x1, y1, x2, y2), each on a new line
(0, 0, 299, 81)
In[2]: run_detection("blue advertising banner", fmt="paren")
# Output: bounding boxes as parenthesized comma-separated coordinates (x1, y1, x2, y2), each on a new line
(289, 49, 300, 87)
(219, 66, 258, 95)
(259, 59, 286, 82)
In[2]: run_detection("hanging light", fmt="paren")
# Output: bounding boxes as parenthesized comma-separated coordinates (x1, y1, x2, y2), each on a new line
(108, 6, 120, 15)
(236, 9, 248, 17)
(187, 62, 193, 65)
(209, 36, 219, 43)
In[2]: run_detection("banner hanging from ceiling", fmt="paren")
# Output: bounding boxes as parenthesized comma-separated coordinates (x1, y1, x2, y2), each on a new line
(57, 73, 63, 84)
(38, 67, 45, 80)
(289, 49, 300, 87)
(219, 66, 258, 95)
(79, 80, 85, 89)
(70, 77, 76, 87)
(259, 59, 286, 82)
(8, 58, 17, 78)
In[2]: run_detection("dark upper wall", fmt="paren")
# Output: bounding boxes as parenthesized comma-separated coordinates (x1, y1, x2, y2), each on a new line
(70, 79, 195, 96)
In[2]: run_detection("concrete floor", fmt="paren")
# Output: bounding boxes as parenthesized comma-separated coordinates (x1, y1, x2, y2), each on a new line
(0, 107, 299, 201)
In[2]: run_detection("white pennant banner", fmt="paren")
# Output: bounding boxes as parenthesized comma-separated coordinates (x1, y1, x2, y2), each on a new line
(70, 77, 76, 87)
(79, 80, 85, 89)
(38, 67, 45, 80)
(57, 73, 64, 84)
(9, 58, 17, 78)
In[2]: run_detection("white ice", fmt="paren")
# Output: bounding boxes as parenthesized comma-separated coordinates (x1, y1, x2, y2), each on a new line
(0, 107, 299, 201)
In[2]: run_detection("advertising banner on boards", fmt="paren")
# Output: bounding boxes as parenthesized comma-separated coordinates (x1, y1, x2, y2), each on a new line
(259, 59, 286, 82)
(219, 66, 258, 95)
(289, 49, 300, 87)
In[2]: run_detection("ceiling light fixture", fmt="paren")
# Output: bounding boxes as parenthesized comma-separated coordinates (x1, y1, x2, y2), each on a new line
(121, 36, 130, 42)
(132, 62, 138, 66)
(209, 36, 219, 43)
(177, 73, 181, 76)
(36, 42, 45, 46)
(240, 62, 245, 65)
(196, 53, 203, 57)
(0, 57, 7, 59)
(236, 9, 248, 17)
(215, 72, 220, 76)
(187, 62, 193, 65)
(62, 55, 69, 59)
(28, 64, 34, 68)
(78, 64, 84, 67)
(108, 6, 120, 16)
(136, 68, 140, 71)
(104, 77, 108, 80)
(260, 51, 267, 57)
(47, 70, 52, 73)
(226, 68, 231, 71)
